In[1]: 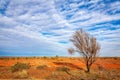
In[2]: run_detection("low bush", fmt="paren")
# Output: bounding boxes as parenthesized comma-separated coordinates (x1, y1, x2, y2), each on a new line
(56, 66, 70, 72)
(43, 56, 47, 59)
(36, 65, 48, 69)
(11, 62, 30, 72)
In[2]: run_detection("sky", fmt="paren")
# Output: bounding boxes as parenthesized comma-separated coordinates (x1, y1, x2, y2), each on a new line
(0, 0, 120, 57)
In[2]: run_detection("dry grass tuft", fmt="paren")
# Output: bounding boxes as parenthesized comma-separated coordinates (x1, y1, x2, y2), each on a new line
(13, 70, 29, 79)
(11, 62, 30, 72)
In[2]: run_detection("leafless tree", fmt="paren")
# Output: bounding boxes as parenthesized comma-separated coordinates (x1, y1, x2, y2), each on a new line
(68, 29, 100, 72)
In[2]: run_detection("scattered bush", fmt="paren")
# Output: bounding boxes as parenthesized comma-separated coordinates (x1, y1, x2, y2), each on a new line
(0, 57, 4, 60)
(36, 65, 48, 69)
(25, 57, 29, 59)
(11, 62, 30, 72)
(55, 55, 59, 58)
(51, 56, 59, 60)
(43, 56, 47, 59)
(113, 57, 118, 60)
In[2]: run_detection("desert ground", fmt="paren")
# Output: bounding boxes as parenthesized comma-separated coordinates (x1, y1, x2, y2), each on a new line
(0, 56, 120, 80)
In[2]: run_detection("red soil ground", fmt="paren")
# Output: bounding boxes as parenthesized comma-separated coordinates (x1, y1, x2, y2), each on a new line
(0, 57, 120, 79)
(0, 57, 120, 70)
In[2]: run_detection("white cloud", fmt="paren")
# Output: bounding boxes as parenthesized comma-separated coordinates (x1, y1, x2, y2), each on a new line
(0, 0, 120, 56)
(0, 26, 67, 55)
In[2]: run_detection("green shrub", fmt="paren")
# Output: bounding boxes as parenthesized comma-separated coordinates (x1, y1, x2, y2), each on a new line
(11, 62, 30, 72)
(36, 65, 48, 69)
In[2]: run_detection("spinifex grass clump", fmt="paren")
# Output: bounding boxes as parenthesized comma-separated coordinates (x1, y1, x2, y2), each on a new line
(11, 62, 30, 72)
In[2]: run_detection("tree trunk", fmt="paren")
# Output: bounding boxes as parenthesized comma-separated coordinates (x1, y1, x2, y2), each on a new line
(86, 61, 91, 73)
(86, 65, 90, 72)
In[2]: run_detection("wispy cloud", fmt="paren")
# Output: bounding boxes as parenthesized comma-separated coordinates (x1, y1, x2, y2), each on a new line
(0, 0, 120, 56)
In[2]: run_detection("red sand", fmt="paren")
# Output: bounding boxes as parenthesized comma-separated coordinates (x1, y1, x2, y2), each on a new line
(0, 57, 120, 70)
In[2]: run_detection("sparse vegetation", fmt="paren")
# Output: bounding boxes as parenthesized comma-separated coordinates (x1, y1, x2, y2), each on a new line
(11, 62, 30, 72)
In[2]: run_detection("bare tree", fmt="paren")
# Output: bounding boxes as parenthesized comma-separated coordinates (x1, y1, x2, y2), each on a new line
(68, 29, 100, 72)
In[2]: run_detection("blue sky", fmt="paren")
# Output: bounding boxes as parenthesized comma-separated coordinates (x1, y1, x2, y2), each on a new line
(0, 0, 120, 56)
